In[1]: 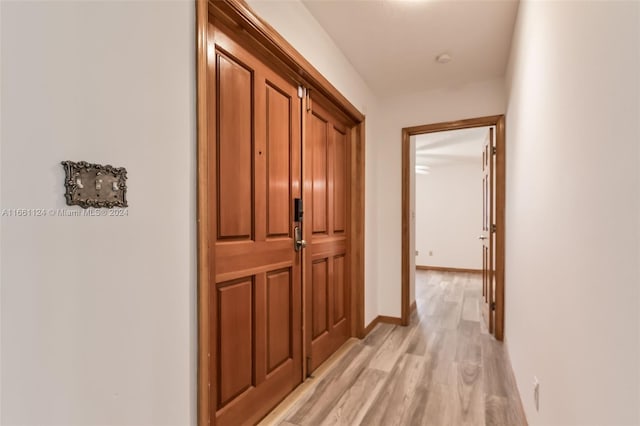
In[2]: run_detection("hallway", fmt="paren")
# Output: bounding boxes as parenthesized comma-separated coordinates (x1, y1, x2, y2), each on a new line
(261, 271, 526, 425)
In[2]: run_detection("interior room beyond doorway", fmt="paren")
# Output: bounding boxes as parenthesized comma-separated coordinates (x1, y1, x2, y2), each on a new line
(412, 126, 491, 274)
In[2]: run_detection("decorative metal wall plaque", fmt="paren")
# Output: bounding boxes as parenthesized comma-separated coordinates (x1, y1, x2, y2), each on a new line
(61, 161, 128, 208)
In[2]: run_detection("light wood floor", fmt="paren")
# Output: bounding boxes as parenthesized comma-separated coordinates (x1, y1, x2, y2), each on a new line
(259, 270, 527, 426)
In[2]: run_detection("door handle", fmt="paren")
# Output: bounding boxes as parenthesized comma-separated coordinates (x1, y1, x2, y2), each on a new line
(294, 226, 307, 251)
(478, 235, 487, 240)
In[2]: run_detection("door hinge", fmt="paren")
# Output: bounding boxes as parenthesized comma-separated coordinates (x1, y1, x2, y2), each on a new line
(491, 302, 496, 311)
(492, 146, 497, 155)
(491, 224, 496, 233)
(298, 86, 311, 112)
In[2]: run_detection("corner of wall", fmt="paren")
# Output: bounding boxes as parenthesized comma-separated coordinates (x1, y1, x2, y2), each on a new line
(503, 0, 522, 99)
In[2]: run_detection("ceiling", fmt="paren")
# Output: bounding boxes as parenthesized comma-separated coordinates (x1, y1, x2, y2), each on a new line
(414, 126, 489, 172)
(302, 0, 519, 97)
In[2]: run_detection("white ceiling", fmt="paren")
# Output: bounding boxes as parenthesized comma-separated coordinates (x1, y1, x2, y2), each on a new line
(414, 126, 489, 170)
(302, 0, 519, 97)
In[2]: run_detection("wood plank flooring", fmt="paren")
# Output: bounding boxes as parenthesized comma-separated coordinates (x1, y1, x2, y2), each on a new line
(259, 271, 527, 426)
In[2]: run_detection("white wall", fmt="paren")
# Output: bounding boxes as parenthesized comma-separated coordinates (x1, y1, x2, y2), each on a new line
(504, 1, 640, 425)
(246, 0, 381, 325)
(1, 2, 196, 425)
(415, 162, 482, 270)
(375, 79, 506, 317)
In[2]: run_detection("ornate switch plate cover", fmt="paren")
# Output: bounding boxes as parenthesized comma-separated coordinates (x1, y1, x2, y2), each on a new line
(61, 161, 128, 208)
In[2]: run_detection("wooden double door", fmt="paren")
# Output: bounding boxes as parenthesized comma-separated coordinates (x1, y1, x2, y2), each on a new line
(208, 22, 351, 426)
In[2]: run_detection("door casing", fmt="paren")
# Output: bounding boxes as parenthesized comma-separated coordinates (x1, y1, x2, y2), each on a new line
(196, 1, 366, 425)
(400, 115, 506, 340)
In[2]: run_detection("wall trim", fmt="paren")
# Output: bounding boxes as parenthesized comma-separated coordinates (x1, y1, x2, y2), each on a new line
(195, 1, 211, 424)
(362, 315, 403, 336)
(416, 265, 482, 274)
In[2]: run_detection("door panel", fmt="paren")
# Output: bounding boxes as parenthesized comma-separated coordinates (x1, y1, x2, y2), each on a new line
(217, 279, 253, 407)
(304, 98, 350, 373)
(217, 53, 253, 240)
(333, 129, 347, 233)
(209, 22, 302, 426)
(310, 112, 329, 234)
(481, 127, 496, 334)
(266, 84, 293, 238)
(266, 269, 292, 373)
(333, 255, 346, 324)
(311, 259, 329, 339)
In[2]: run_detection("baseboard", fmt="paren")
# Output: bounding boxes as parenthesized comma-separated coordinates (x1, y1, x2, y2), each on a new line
(416, 265, 482, 274)
(362, 317, 381, 336)
(378, 315, 403, 325)
(362, 314, 403, 337)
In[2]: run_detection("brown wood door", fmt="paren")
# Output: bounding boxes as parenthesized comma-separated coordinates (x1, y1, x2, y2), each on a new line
(481, 127, 496, 334)
(208, 23, 303, 426)
(303, 95, 351, 373)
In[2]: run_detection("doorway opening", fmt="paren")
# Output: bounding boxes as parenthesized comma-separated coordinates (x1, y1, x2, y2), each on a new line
(401, 115, 505, 340)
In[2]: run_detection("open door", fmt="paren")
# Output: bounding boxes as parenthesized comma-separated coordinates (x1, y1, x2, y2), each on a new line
(481, 127, 496, 333)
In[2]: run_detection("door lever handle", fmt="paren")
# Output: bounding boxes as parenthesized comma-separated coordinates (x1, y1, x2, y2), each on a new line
(294, 226, 306, 251)
(478, 235, 487, 240)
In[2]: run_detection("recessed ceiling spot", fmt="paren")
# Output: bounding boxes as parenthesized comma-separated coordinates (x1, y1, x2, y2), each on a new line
(436, 53, 452, 64)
